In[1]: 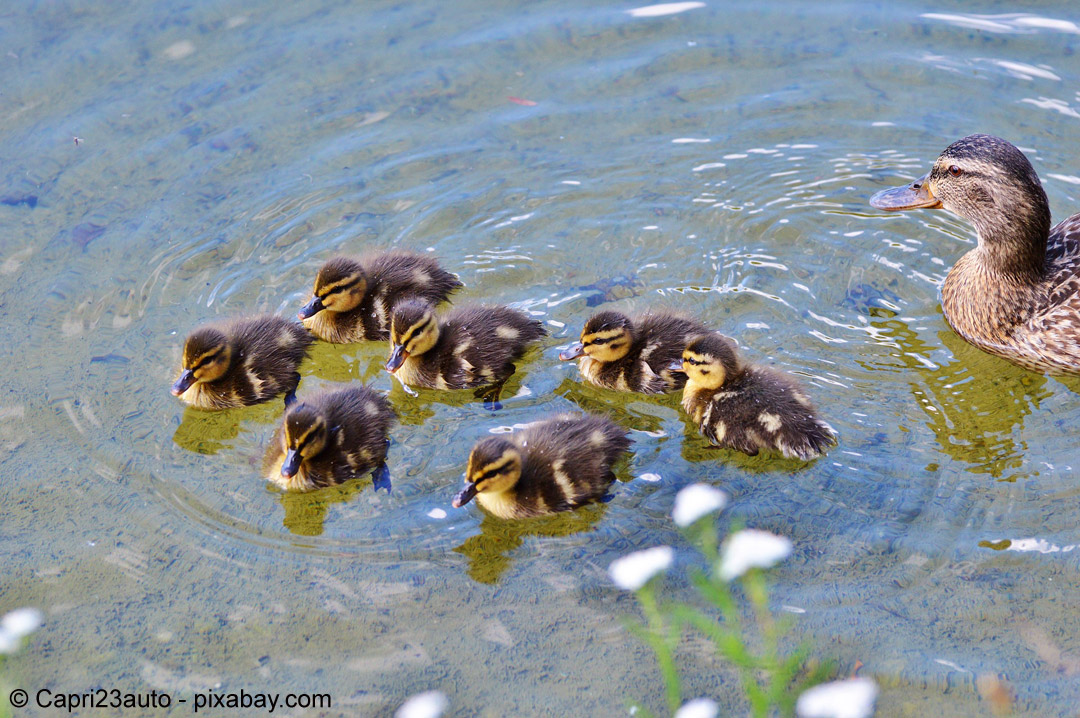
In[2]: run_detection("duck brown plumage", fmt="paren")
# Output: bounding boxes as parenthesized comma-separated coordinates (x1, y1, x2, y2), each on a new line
(678, 333, 835, 460)
(170, 315, 312, 410)
(871, 133, 1080, 375)
(559, 309, 710, 393)
(298, 250, 462, 343)
(451, 413, 632, 519)
(263, 385, 396, 492)
(384, 299, 546, 403)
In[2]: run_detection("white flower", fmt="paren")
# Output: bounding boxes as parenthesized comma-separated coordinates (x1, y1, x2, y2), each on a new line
(796, 678, 878, 718)
(719, 529, 792, 580)
(0, 607, 43, 655)
(395, 691, 448, 718)
(608, 546, 674, 590)
(672, 484, 728, 527)
(627, 2, 706, 18)
(674, 697, 719, 718)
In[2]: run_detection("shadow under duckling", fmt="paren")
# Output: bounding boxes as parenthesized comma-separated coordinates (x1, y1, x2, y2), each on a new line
(559, 309, 710, 393)
(676, 333, 836, 460)
(451, 413, 632, 519)
(263, 385, 396, 492)
(171, 315, 313, 410)
(385, 299, 547, 408)
(298, 251, 462, 343)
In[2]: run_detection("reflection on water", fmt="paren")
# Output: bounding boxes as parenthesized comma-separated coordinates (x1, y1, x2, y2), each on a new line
(278, 480, 371, 537)
(859, 315, 1050, 479)
(172, 401, 283, 455)
(454, 504, 608, 584)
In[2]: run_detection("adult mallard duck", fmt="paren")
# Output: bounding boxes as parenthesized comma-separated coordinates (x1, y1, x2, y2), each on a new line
(870, 133, 1080, 375)
(298, 251, 462, 343)
(559, 310, 711, 393)
(676, 333, 836, 460)
(170, 315, 312, 410)
(451, 413, 632, 518)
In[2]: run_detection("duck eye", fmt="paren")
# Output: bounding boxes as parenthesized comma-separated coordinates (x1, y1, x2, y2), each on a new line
(947, 165, 962, 177)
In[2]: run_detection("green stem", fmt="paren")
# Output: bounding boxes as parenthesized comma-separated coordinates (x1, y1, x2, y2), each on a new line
(638, 584, 682, 714)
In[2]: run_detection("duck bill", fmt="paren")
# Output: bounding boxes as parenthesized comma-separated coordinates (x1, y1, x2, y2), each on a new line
(297, 296, 325, 320)
(170, 370, 196, 396)
(452, 483, 479, 508)
(869, 172, 942, 211)
(667, 360, 684, 373)
(385, 344, 409, 373)
(281, 450, 302, 478)
(559, 342, 585, 361)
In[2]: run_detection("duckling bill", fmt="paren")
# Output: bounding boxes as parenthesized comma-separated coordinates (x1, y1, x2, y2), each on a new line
(871, 133, 1080, 375)
(299, 251, 462, 343)
(171, 315, 312, 410)
(677, 333, 835, 460)
(560, 309, 710, 393)
(264, 385, 396, 492)
(452, 413, 632, 519)
(385, 299, 546, 407)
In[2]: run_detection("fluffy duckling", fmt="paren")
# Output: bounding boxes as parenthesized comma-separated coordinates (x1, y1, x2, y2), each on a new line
(452, 413, 632, 518)
(559, 310, 710, 393)
(871, 134, 1080, 374)
(677, 333, 835, 460)
(298, 251, 462, 343)
(171, 315, 312, 410)
(385, 299, 546, 406)
(263, 385, 396, 492)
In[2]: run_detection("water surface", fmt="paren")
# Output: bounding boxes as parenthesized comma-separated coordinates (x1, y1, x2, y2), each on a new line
(4, 1, 1080, 715)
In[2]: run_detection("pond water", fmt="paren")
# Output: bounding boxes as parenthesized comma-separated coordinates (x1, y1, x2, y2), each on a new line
(4, 0, 1080, 715)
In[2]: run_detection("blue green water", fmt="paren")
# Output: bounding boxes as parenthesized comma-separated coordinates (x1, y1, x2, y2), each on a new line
(3, 1, 1080, 715)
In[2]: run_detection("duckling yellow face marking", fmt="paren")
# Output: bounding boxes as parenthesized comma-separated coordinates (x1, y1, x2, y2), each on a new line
(681, 349, 725, 390)
(579, 326, 632, 362)
(455, 438, 522, 508)
(179, 329, 233, 386)
(315, 271, 368, 313)
(389, 304, 439, 358)
(577, 311, 634, 363)
(280, 406, 329, 478)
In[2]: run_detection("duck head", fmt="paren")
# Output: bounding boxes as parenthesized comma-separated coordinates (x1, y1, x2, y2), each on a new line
(453, 436, 523, 508)
(871, 134, 1050, 276)
(171, 327, 234, 395)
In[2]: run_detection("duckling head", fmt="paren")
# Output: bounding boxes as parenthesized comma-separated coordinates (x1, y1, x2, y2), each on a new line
(386, 299, 440, 373)
(298, 257, 369, 319)
(279, 403, 330, 478)
(452, 436, 523, 508)
(559, 311, 633, 363)
(171, 327, 234, 395)
(679, 333, 741, 390)
(870, 134, 1050, 275)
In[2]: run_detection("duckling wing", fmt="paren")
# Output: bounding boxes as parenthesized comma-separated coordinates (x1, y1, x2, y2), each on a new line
(442, 305, 546, 387)
(369, 251, 463, 305)
(706, 370, 835, 460)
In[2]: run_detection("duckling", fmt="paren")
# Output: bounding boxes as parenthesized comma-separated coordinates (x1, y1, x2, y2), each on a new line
(298, 251, 463, 343)
(263, 385, 396, 492)
(677, 333, 835, 460)
(170, 315, 313, 410)
(385, 299, 546, 407)
(559, 310, 711, 393)
(452, 413, 632, 518)
(870, 134, 1080, 375)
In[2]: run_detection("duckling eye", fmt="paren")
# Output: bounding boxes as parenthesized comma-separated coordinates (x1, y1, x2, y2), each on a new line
(947, 165, 962, 177)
